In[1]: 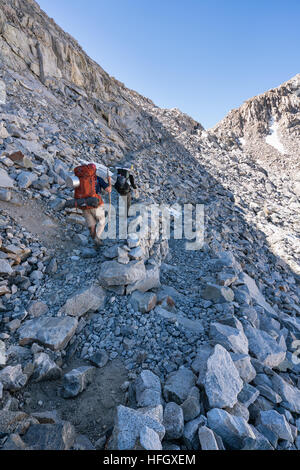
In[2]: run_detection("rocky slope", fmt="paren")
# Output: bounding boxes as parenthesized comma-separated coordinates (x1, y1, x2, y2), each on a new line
(0, 0, 299, 452)
(212, 75, 300, 176)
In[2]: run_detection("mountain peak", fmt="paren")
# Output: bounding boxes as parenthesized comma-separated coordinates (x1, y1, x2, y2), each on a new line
(212, 73, 300, 173)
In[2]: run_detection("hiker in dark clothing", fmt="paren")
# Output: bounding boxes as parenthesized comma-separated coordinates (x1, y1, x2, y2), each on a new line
(96, 175, 110, 194)
(114, 167, 137, 216)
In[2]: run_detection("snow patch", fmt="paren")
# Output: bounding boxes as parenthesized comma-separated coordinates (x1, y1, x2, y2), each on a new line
(265, 117, 286, 154)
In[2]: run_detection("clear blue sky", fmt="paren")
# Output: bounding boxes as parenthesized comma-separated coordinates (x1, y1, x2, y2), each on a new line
(38, 0, 299, 129)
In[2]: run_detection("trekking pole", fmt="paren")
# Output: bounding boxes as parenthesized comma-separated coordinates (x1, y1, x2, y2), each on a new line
(107, 167, 111, 222)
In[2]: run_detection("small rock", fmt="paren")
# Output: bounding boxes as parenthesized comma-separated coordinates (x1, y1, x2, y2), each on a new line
(7, 318, 21, 333)
(62, 366, 95, 398)
(136, 426, 162, 450)
(0, 189, 11, 202)
(201, 284, 234, 303)
(181, 387, 201, 422)
(0, 365, 27, 391)
(32, 352, 62, 382)
(198, 425, 220, 450)
(237, 383, 260, 408)
(135, 370, 161, 402)
(59, 285, 106, 317)
(28, 301, 49, 317)
(244, 325, 286, 368)
(18, 316, 78, 351)
(108, 405, 165, 450)
(0, 340, 7, 366)
(89, 351, 109, 368)
(271, 373, 300, 414)
(163, 402, 184, 440)
(210, 321, 249, 355)
(98, 260, 146, 287)
(17, 171, 37, 189)
(183, 415, 207, 450)
(130, 291, 157, 313)
(22, 422, 76, 450)
(0, 168, 15, 188)
(163, 367, 196, 404)
(230, 353, 256, 383)
(0, 259, 13, 276)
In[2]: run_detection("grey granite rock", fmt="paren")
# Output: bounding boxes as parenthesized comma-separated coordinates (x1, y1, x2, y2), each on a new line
(198, 425, 220, 450)
(32, 352, 62, 382)
(209, 322, 249, 355)
(18, 316, 78, 351)
(0, 365, 27, 391)
(22, 422, 76, 450)
(62, 366, 95, 398)
(163, 402, 184, 440)
(244, 324, 286, 368)
(59, 285, 106, 317)
(259, 410, 293, 442)
(163, 367, 196, 404)
(207, 408, 256, 450)
(204, 344, 243, 409)
(108, 405, 165, 450)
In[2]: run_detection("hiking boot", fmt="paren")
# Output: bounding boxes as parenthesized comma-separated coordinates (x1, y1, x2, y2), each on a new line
(94, 240, 103, 250)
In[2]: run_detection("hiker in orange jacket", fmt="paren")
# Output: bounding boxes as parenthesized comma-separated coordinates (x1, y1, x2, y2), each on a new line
(84, 173, 111, 246)
(66, 163, 112, 247)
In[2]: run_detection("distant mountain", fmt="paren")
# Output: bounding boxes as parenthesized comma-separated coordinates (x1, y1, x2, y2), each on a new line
(212, 75, 300, 175)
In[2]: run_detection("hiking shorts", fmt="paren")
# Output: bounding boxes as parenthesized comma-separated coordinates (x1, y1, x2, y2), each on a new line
(83, 206, 106, 240)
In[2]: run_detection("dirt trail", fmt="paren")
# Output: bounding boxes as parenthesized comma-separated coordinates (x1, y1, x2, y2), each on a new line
(1, 191, 130, 446)
(22, 358, 128, 444)
(0, 192, 74, 250)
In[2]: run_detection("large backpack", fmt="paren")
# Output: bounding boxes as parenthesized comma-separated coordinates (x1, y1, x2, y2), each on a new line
(74, 164, 103, 209)
(115, 170, 130, 195)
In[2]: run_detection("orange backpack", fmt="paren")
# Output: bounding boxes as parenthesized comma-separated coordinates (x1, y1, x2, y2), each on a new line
(74, 164, 103, 209)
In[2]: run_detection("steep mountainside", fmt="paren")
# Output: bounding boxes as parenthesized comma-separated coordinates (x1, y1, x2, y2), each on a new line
(0, 0, 299, 452)
(0, 0, 202, 164)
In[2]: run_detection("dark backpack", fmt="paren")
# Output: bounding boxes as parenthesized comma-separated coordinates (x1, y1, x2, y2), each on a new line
(115, 172, 130, 194)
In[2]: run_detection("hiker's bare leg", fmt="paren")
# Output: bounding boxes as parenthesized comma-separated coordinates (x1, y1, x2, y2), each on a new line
(89, 225, 96, 239)
(94, 206, 106, 245)
(83, 209, 97, 241)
